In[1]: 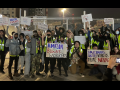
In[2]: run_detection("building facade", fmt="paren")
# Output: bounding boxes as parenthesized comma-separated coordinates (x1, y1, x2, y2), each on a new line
(0, 8, 18, 18)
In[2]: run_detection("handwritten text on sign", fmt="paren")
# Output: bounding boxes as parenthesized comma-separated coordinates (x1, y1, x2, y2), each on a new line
(104, 18, 113, 24)
(87, 50, 110, 65)
(21, 17, 31, 25)
(46, 43, 67, 58)
(9, 18, 19, 26)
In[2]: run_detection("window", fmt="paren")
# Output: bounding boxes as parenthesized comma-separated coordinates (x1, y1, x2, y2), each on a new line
(12, 12, 14, 14)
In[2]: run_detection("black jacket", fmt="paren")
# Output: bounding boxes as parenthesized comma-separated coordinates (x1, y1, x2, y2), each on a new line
(0, 37, 9, 54)
(103, 68, 112, 81)
(19, 39, 25, 56)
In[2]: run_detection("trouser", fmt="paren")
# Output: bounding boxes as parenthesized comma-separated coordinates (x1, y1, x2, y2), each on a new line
(44, 53, 55, 74)
(0, 51, 5, 71)
(18, 56, 25, 70)
(78, 59, 85, 73)
(57, 58, 67, 74)
(8, 56, 19, 74)
(24, 52, 31, 75)
(67, 52, 70, 69)
(30, 54, 41, 75)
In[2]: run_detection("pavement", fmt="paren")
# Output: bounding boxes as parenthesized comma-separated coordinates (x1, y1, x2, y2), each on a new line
(0, 59, 117, 81)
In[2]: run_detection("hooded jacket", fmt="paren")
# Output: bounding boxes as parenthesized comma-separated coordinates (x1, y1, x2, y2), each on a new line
(5, 33, 21, 56)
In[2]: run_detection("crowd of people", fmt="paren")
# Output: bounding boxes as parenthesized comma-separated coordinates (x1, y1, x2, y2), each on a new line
(0, 22, 120, 81)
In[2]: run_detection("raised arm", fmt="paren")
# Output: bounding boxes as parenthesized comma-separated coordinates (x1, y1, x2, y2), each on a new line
(16, 26, 20, 38)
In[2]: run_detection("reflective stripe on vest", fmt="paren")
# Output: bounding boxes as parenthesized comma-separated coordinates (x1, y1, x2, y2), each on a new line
(36, 40, 38, 54)
(0, 39, 4, 51)
(90, 38, 99, 49)
(71, 38, 74, 45)
(39, 38, 42, 53)
(10, 55, 19, 57)
(85, 34, 88, 38)
(103, 41, 108, 50)
(43, 36, 53, 52)
(118, 35, 120, 50)
(90, 32, 93, 38)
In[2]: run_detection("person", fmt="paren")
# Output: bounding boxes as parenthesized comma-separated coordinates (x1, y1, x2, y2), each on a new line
(55, 26, 60, 37)
(114, 29, 120, 50)
(0, 30, 9, 74)
(5, 33, 21, 79)
(42, 30, 56, 78)
(100, 23, 108, 34)
(24, 35, 31, 78)
(102, 56, 119, 81)
(37, 30, 44, 72)
(69, 41, 85, 77)
(57, 36, 68, 76)
(17, 33, 25, 75)
(58, 27, 65, 40)
(78, 29, 89, 68)
(27, 30, 42, 78)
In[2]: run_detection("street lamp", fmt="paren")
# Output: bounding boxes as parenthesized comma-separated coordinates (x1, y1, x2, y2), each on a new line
(61, 9, 66, 23)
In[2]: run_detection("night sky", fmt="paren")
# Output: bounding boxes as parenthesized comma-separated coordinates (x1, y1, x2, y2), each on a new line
(48, 8, 120, 18)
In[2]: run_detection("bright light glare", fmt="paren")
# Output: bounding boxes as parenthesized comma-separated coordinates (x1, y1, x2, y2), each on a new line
(61, 8, 66, 12)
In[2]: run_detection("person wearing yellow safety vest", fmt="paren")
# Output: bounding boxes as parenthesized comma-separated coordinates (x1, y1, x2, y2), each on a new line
(27, 30, 42, 78)
(0, 30, 9, 74)
(5, 33, 21, 80)
(65, 30, 74, 70)
(69, 41, 85, 77)
(42, 30, 56, 78)
(114, 29, 120, 50)
(23, 35, 31, 78)
(78, 29, 89, 69)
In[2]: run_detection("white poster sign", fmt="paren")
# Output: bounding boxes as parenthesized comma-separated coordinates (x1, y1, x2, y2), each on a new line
(21, 31, 33, 38)
(46, 43, 67, 58)
(9, 18, 19, 26)
(2, 17, 9, 25)
(81, 14, 93, 22)
(87, 50, 110, 65)
(104, 18, 114, 24)
(38, 22, 48, 30)
(74, 36, 86, 44)
(21, 17, 31, 25)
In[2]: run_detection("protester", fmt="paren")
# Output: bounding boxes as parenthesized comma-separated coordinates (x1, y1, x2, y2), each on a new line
(0, 30, 9, 74)
(42, 30, 56, 78)
(24, 35, 31, 78)
(27, 30, 42, 78)
(69, 41, 85, 77)
(5, 33, 21, 79)
(17, 33, 25, 75)
(57, 36, 68, 76)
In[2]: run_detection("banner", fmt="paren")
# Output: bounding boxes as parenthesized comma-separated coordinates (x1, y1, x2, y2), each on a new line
(46, 43, 67, 58)
(9, 18, 19, 26)
(87, 50, 110, 65)
(0, 18, 3, 26)
(104, 18, 114, 24)
(81, 14, 93, 22)
(21, 31, 33, 38)
(21, 17, 31, 25)
(2, 17, 9, 25)
(38, 22, 48, 30)
(74, 36, 86, 44)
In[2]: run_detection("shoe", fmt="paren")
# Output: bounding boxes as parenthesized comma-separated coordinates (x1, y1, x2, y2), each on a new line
(31, 75, 35, 78)
(0, 71, 5, 74)
(50, 74, 54, 78)
(8, 73, 13, 80)
(24, 75, 29, 78)
(20, 69, 24, 75)
(65, 73, 68, 77)
(36, 72, 41, 75)
(79, 73, 85, 77)
(13, 73, 20, 77)
(59, 72, 61, 76)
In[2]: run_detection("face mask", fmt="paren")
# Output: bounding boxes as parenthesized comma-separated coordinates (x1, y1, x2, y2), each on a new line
(15, 37, 18, 39)
(47, 34, 50, 36)
(116, 31, 119, 34)
(61, 40, 64, 42)
(80, 34, 82, 36)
